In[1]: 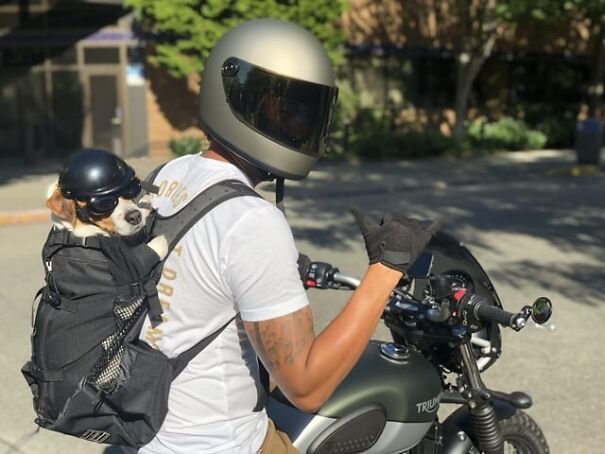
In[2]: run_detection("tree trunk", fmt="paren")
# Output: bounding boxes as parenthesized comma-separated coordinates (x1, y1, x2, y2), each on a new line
(454, 55, 473, 139)
(588, 23, 605, 117)
(453, 31, 498, 140)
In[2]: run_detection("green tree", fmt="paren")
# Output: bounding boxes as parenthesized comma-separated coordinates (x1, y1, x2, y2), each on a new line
(450, 0, 566, 139)
(125, 0, 348, 78)
(512, 0, 605, 116)
(345, 1, 567, 139)
(560, 0, 605, 116)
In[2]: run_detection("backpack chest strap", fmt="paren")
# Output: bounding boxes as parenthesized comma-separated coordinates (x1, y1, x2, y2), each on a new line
(46, 228, 103, 252)
(115, 278, 163, 326)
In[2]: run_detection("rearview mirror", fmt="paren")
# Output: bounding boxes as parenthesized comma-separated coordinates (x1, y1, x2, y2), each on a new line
(531, 297, 552, 324)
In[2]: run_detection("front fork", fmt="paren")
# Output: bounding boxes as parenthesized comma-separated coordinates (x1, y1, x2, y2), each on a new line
(458, 342, 504, 454)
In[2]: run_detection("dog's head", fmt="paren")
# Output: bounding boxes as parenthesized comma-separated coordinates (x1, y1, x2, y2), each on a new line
(47, 182, 152, 237)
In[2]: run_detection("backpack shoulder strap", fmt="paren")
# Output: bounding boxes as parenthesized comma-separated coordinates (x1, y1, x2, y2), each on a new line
(169, 316, 235, 378)
(143, 163, 167, 192)
(145, 163, 166, 183)
(152, 179, 261, 252)
(149, 179, 261, 372)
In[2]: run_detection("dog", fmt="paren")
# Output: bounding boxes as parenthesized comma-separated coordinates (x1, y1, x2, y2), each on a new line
(46, 182, 168, 260)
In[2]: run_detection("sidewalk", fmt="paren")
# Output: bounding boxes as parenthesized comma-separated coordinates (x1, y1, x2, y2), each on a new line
(0, 149, 598, 226)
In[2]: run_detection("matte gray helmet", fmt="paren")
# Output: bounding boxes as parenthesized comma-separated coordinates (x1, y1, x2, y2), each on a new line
(199, 19, 338, 180)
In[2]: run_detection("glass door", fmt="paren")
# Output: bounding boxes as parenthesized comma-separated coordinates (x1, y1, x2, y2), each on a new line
(82, 45, 124, 156)
(89, 74, 120, 152)
(83, 69, 124, 156)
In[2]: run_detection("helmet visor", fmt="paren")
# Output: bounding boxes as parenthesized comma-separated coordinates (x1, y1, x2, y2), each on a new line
(221, 57, 338, 157)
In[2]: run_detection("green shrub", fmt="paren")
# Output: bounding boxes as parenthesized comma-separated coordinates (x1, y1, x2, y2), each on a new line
(525, 129, 549, 150)
(169, 136, 209, 157)
(467, 117, 547, 151)
(353, 130, 455, 159)
(534, 117, 576, 148)
(521, 104, 578, 148)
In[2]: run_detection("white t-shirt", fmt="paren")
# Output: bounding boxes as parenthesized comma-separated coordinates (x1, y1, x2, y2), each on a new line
(138, 155, 309, 454)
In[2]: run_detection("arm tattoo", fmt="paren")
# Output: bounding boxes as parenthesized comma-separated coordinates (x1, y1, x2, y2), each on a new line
(249, 308, 314, 373)
(252, 321, 276, 370)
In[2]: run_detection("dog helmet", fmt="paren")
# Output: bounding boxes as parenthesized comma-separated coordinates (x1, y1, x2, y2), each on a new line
(59, 149, 137, 201)
(199, 19, 338, 180)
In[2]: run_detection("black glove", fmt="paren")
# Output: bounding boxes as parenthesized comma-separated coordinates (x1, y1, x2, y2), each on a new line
(351, 208, 442, 273)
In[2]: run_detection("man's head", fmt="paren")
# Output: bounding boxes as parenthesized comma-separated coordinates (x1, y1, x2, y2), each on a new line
(199, 19, 338, 181)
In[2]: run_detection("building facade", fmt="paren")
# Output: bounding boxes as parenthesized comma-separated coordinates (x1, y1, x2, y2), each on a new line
(0, 0, 153, 162)
(1, 1, 598, 163)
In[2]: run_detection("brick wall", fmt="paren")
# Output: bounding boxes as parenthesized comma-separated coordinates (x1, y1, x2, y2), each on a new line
(145, 64, 206, 158)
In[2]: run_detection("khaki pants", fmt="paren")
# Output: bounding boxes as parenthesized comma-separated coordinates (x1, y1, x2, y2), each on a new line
(258, 418, 299, 454)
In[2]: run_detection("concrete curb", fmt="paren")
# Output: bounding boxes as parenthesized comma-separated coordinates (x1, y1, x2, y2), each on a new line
(0, 209, 49, 227)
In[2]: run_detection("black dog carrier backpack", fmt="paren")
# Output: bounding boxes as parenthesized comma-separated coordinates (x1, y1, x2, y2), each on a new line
(21, 178, 259, 448)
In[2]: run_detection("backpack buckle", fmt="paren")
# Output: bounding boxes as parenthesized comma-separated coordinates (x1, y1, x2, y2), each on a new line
(128, 282, 142, 297)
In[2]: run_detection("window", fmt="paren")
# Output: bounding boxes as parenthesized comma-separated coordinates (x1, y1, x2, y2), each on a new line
(84, 47, 120, 65)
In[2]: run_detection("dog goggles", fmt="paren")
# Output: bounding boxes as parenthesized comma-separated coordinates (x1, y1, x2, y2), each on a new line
(84, 177, 142, 217)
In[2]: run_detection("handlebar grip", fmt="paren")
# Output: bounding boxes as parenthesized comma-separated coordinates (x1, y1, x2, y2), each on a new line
(474, 303, 518, 327)
(332, 272, 361, 289)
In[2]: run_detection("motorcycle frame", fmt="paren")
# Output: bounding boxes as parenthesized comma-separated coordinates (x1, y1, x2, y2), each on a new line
(426, 340, 519, 454)
(384, 305, 526, 454)
(385, 293, 522, 454)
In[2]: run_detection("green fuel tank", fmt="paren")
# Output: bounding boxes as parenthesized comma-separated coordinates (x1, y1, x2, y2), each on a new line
(316, 341, 442, 423)
(268, 341, 443, 453)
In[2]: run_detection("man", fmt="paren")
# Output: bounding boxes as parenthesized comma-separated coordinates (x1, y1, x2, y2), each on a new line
(138, 19, 438, 453)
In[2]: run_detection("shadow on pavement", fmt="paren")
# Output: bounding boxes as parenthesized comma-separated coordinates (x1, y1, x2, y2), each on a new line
(283, 158, 604, 306)
(491, 260, 604, 307)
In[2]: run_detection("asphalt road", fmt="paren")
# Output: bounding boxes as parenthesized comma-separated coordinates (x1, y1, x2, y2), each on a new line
(1, 153, 603, 453)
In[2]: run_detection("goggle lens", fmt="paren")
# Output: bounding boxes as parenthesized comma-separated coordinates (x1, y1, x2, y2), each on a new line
(83, 178, 142, 217)
(86, 196, 119, 216)
(121, 178, 142, 200)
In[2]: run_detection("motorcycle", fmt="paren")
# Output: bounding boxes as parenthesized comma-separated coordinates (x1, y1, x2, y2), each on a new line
(267, 231, 553, 454)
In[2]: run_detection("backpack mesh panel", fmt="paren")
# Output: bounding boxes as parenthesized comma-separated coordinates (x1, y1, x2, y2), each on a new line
(86, 294, 146, 393)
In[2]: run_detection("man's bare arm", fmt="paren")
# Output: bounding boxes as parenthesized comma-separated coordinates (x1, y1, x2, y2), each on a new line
(247, 306, 314, 372)
(244, 263, 402, 412)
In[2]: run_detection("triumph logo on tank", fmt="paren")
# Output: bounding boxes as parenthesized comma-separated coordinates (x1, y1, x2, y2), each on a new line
(416, 395, 440, 413)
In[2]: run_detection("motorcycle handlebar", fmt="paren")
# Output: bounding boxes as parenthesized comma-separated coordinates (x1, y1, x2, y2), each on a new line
(302, 261, 360, 290)
(331, 272, 361, 289)
(474, 303, 520, 328)
(466, 296, 526, 330)
(326, 269, 528, 331)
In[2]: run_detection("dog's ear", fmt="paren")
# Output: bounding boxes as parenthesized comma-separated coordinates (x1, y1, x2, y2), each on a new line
(46, 184, 77, 225)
